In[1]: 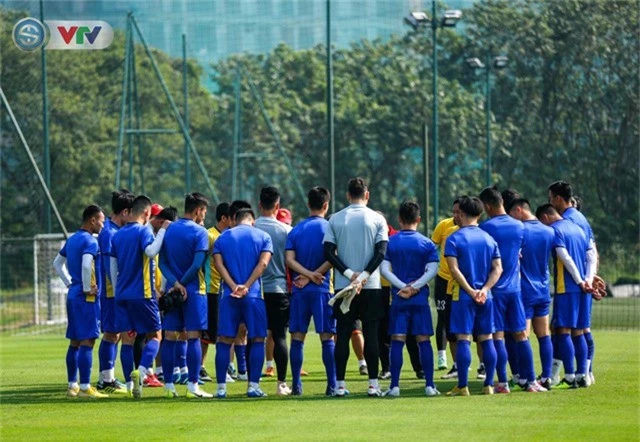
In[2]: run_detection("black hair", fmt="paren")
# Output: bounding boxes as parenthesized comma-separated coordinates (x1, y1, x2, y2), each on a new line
(548, 180, 573, 202)
(157, 206, 178, 222)
(501, 188, 521, 213)
(308, 187, 331, 210)
(215, 202, 230, 222)
(229, 200, 251, 219)
(259, 186, 281, 211)
(347, 177, 367, 199)
(535, 203, 558, 219)
(509, 198, 531, 212)
(235, 208, 255, 224)
(453, 195, 468, 206)
(458, 196, 484, 217)
(572, 195, 583, 211)
(131, 195, 152, 216)
(478, 185, 503, 207)
(111, 189, 135, 215)
(82, 204, 103, 223)
(185, 192, 209, 213)
(399, 200, 420, 224)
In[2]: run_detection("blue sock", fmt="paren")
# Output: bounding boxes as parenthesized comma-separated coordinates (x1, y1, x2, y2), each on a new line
(176, 340, 187, 369)
(120, 344, 134, 382)
(98, 340, 108, 372)
(78, 345, 93, 385)
(456, 340, 471, 388)
(481, 339, 497, 386)
(418, 340, 434, 388)
(516, 339, 535, 383)
(389, 340, 404, 389)
(215, 342, 232, 384)
(321, 339, 336, 389)
(558, 333, 575, 375)
(161, 340, 176, 383)
(235, 344, 247, 374)
(538, 335, 553, 379)
(290, 340, 304, 390)
(572, 334, 588, 375)
(187, 338, 202, 383)
(140, 338, 160, 371)
(505, 334, 520, 378)
(584, 332, 594, 373)
(249, 341, 265, 384)
(110, 342, 118, 371)
(552, 334, 560, 360)
(494, 339, 508, 383)
(66, 346, 79, 383)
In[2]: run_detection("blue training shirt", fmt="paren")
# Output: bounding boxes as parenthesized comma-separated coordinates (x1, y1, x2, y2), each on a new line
(97, 217, 118, 299)
(59, 230, 99, 299)
(550, 219, 589, 294)
(111, 222, 156, 300)
(384, 230, 439, 306)
(520, 220, 554, 303)
(563, 207, 595, 244)
(444, 226, 501, 300)
(285, 216, 331, 294)
(480, 214, 524, 295)
(213, 224, 273, 298)
(160, 218, 209, 295)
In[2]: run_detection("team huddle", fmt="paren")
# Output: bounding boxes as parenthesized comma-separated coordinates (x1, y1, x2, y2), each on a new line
(53, 177, 604, 399)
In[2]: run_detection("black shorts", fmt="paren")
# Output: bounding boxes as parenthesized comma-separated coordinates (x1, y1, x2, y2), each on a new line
(434, 275, 455, 341)
(264, 292, 290, 331)
(201, 292, 219, 343)
(334, 288, 386, 324)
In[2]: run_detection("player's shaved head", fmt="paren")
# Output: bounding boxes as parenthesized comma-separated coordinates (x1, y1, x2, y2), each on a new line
(260, 186, 281, 211)
(479, 186, 503, 207)
(235, 208, 255, 224)
(347, 177, 368, 199)
(82, 204, 103, 223)
(131, 195, 152, 216)
(399, 200, 420, 224)
(185, 192, 209, 214)
(458, 196, 484, 218)
(535, 203, 559, 219)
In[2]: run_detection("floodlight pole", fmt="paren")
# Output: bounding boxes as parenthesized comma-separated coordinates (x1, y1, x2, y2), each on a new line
(431, 0, 439, 227)
(327, 0, 335, 213)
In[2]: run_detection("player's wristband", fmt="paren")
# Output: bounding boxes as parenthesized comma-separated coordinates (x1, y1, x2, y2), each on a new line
(343, 269, 354, 280)
(355, 271, 370, 283)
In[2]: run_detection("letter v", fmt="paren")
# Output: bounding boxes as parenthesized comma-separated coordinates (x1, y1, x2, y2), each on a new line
(57, 26, 77, 44)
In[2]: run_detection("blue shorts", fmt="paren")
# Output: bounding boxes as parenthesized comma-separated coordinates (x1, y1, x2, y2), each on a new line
(450, 293, 494, 335)
(388, 302, 433, 336)
(524, 298, 551, 320)
(577, 292, 592, 329)
(66, 296, 100, 341)
(100, 296, 118, 333)
(163, 292, 207, 332)
(289, 291, 335, 334)
(218, 295, 267, 339)
(493, 291, 526, 333)
(552, 292, 581, 329)
(115, 298, 161, 334)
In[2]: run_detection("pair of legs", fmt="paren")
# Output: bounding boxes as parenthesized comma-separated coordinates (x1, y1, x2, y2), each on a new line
(66, 296, 103, 396)
(264, 292, 290, 388)
(553, 292, 591, 386)
(434, 275, 451, 368)
(98, 296, 122, 385)
(524, 299, 553, 383)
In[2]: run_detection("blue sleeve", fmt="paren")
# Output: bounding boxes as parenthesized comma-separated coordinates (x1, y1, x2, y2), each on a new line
(444, 235, 457, 257)
(492, 240, 501, 259)
(426, 242, 439, 263)
(552, 228, 566, 249)
(262, 233, 273, 254)
(140, 226, 154, 250)
(180, 251, 207, 285)
(195, 228, 208, 253)
(59, 242, 68, 258)
(85, 237, 99, 257)
(213, 233, 224, 255)
(159, 252, 178, 287)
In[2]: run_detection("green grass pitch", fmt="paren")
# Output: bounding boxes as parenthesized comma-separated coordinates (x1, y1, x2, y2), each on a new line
(1, 331, 638, 441)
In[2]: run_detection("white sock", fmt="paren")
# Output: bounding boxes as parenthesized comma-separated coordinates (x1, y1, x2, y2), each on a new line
(156, 367, 163, 375)
(551, 359, 562, 378)
(438, 350, 446, 359)
(101, 369, 115, 383)
(98, 372, 104, 382)
(188, 382, 198, 393)
(164, 382, 175, 391)
(180, 367, 188, 375)
(249, 382, 260, 390)
(139, 365, 149, 377)
(586, 359, 591, 372)
(217, 383, 226, 391)
(565, 373, 575, 382)
(173, 367, 180, 375)
(80, 383, 90, 391)
(68, 382, 79, 389)
(369, 379, 379, 388)
(358, 359, 366, 367)
(337, 380, 346, 389)
(266, 360, 274, 369)
(126, 381, 134, 391)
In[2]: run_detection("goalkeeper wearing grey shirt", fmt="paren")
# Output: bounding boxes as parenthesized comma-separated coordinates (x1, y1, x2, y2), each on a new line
(323, 177, 388, 397)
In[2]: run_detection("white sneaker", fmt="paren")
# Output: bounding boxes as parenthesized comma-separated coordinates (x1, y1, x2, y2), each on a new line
(226, 373, 236, 383)
(335, 386, 348, 397)
(186, 386, 213, 399)
(589, 372, 596, 385)
(216, 387, 227, 398)
(383, 386, 400, 397)
(367, 385, 382, 397)
(277, 382, 292, 396)
(237, 372, 248, 381)
(425, 386, 441, 397)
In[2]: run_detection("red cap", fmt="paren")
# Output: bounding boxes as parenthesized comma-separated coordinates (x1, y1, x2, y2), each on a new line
(276, 208, 292, 225)
(151, 203, 164, 217)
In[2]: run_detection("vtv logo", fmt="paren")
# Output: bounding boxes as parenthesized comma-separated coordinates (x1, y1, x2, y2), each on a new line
(47, 20, 113, 50)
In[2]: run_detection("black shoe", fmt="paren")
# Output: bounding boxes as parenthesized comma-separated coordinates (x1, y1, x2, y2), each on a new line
(577, 377, 589, 388)
(199, 367, 213, 382)
(156, 372, 164, 382)
(539, 378, 552, 390)
(416, 370, 425, 380)
(379, 371, 391, 380)
(561, 377, 578, 389)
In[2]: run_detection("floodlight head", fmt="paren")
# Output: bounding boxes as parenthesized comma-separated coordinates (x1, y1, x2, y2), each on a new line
(493, 56, 508, 69)
(404, 11, 430, 30)
(441, 10, 462, 27)
(466, 57, 485, 69)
